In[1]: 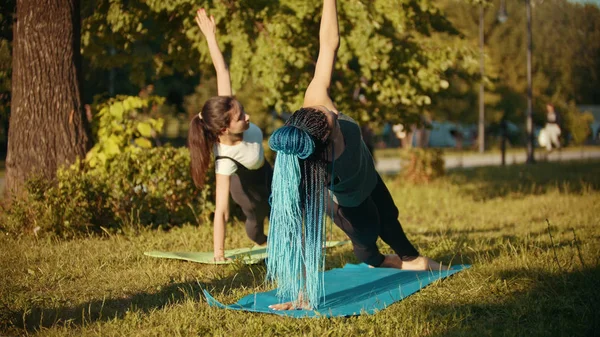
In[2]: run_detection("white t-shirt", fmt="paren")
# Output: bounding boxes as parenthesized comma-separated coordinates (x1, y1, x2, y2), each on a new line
(214, 122, 265, 176)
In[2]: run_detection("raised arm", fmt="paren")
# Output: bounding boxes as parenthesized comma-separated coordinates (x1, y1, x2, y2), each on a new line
(196, 8, 232, 96)
(303, 0, 339, 110)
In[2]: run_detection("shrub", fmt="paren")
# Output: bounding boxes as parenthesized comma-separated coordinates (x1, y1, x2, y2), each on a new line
(398, 148, 445, 184)
(0, 146, 214, 238)
(553, 101, 594, 146)
(86, 95, 165, 169)
(0, 170, 114, 236)
(104, 146, 214, 229)
(0, 96, 214, 237)
(564, 111, 594, 145)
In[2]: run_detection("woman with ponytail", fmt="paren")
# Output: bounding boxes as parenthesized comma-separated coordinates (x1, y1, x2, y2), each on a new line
(266, 0, 447, 311)
(189, 9, 272, 262)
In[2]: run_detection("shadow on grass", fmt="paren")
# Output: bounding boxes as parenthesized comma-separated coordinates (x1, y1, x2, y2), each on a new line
(411, 224, 517, 238)
(447, 160, 600, 200)
(428, 266, 600, 337)
(3, 250, 352, 334)
(5, 264, 267, 333)
(412, 228, 579, 268)
(3, 278, 207, 333)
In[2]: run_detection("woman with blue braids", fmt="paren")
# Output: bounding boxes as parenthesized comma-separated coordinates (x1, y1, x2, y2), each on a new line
(266, 0, 447, 311)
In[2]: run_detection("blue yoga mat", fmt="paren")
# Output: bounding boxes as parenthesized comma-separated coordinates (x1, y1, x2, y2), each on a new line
(203, 263, 469, 317)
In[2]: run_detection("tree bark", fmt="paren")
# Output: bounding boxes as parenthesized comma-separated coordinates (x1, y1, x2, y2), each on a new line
(4, 0, 89, 199)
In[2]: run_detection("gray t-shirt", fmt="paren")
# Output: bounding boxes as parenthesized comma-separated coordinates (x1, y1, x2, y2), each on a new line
(327, 113, 378, 207)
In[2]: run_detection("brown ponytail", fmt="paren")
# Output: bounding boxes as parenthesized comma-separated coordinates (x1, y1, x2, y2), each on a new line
(188, 96, 236, 188)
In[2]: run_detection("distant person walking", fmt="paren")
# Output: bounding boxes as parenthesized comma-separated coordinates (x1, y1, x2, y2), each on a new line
(538, 104, 561, 151)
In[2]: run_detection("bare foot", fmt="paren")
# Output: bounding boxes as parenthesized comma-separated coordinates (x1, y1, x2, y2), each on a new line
(376, 254, 403, 268)
(268, 300, 312, 311)
(400, 256, 450, 271)
(269, 293, 312, 311)
(375, 255, 449, 271)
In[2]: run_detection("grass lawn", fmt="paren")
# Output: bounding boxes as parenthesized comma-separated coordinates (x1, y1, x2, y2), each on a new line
(1, 160, 599, 336)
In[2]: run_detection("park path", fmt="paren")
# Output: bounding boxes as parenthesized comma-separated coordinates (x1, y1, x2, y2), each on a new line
(375, 148, 600, 174)
(1, 148, 599, 193)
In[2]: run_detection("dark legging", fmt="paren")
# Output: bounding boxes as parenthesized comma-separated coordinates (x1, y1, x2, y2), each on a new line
(330, 173, 419, 266)
(228, 161, 272, 245)
(229, 174, 269, 244)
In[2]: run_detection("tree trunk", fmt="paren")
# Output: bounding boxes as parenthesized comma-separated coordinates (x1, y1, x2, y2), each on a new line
(4, 0, 89, 199)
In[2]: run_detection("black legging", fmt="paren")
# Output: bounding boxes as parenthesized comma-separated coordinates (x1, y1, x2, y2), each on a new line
(230, 174, 269, 245)
(329, 173, 419, 266)
(222, 158, 272, 245)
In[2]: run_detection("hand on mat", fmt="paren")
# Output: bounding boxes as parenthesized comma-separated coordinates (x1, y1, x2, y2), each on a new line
(195, 8, 216, 38)
(213, 255, 231, 262)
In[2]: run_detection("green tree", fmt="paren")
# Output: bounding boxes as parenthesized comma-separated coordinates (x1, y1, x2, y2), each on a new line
(79, 0, 479, 125)
(440, 0, 600, 134)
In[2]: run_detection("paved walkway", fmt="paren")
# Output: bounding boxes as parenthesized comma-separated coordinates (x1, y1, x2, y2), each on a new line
(375, 148, 600, 174)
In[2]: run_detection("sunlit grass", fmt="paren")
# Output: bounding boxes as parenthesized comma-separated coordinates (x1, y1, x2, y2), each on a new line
(1, 160, 599, 336)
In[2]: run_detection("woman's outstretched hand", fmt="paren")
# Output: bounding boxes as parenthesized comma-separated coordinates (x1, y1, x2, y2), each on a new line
(213, 255, 231, 262)
(195, 8, 216, 38)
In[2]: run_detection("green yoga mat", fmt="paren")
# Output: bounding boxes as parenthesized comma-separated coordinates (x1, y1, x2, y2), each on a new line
(144, 240, 350, 265)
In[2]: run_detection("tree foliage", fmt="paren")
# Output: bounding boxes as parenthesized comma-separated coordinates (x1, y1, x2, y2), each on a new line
(439, 0, 600, 130)
(4, 0, 597, 160)
(80, 0, 479, 124)
(85, 95, 165, 169)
